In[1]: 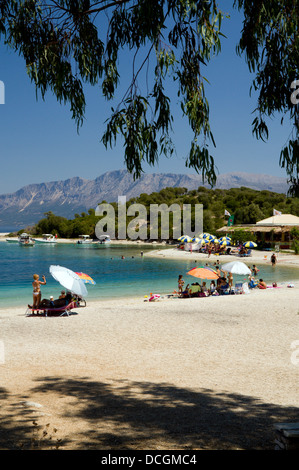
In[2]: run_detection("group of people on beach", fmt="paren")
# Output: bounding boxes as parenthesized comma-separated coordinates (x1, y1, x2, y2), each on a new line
(177, 262, 274, 298)
(29, 274, 80, 312)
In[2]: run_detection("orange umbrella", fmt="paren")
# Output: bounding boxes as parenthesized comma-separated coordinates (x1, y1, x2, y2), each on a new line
(187, 267, 219, 280)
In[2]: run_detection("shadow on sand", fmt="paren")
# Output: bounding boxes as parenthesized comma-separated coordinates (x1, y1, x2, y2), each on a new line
(1, 378, 298, 450)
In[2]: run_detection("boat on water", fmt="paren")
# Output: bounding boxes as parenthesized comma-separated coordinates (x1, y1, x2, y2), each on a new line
(33, 234, 57, 244)
(18, 233, 35, 246)
(77, 235, 93, 245)
(96, 235, 111, 245)
(6, 237, 19, 243)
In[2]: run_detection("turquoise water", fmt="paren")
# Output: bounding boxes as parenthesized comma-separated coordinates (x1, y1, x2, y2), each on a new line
(1, 242, 299, 308)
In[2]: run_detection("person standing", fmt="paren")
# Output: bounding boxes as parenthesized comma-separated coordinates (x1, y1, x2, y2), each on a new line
(31, 274, 46, 311)
(271, 253, 277, 266)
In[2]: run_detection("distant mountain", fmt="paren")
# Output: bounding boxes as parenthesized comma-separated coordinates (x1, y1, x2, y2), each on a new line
(0, 170, 289, 228)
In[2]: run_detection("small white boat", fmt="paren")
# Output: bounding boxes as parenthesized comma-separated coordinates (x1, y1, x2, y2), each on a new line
(6, 237, 19, 243)
(96, 235, 111, 245)
(77, 235, 93, 245)
(18, 233, 35, 246)
(33, 233, 57, 244)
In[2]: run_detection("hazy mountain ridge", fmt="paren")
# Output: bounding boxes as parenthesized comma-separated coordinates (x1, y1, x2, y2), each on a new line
(0, 170, 289, 227)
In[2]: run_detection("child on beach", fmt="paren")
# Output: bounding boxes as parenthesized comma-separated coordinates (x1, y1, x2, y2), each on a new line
(31, 274, 46, 310)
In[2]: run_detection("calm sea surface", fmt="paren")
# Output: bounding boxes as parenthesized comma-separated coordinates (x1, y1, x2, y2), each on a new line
(1, 241, 299, 308)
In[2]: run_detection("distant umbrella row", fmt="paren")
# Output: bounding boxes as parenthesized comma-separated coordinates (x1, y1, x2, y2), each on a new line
(177, 234, 257, 248)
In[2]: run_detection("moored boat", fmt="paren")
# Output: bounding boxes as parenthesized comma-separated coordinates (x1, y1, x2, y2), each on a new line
(96, 235, 111, 245)
(33, 234, 57, 244)
(77, 235, 93, 244)
(18, 233, 35, 246)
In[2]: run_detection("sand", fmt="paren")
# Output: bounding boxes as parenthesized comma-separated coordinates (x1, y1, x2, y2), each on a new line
(0, 247, 299, 450)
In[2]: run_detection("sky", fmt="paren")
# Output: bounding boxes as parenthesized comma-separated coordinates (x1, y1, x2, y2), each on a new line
(0, 1, 294, 195)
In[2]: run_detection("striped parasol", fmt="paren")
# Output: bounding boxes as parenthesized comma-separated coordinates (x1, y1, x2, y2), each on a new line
(75, 272, 96, 285)
(178, 235, 192, 243)
(198, 233, 211, 239)
(219, 236, 231, 242)
(243, 241, 257, 248)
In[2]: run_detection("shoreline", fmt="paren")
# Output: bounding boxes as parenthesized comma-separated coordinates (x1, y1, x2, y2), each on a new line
(0, 233, 171, 247)
(145, 246, 299, 267)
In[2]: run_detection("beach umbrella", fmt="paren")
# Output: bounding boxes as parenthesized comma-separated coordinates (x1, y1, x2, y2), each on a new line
(191, 237, 200, 243)
(219, 239, 231, 247)
(204, 234, 216, 240)
(221, 261, 251, 275)
(178, 235, 192, 243)
(49, 265, 88, 297)
(243, 241, 257, 248)
(187, 266, 219, 280)
(198, 233, 211, 239)
(219, 236, 231, 242)
(75, 272, 96, 285)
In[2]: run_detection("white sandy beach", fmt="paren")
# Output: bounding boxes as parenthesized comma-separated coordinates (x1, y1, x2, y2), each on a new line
(0, 244, 299, 449)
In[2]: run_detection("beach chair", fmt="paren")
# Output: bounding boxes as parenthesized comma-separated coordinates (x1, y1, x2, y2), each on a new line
(244, 249, 252, 257)
(219, 283, 230, 295)
(234, 282, 243, 294)
(25, 300, 86, 317)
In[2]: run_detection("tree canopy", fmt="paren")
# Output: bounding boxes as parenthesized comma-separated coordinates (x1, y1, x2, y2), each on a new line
(1, 1, 298, 191)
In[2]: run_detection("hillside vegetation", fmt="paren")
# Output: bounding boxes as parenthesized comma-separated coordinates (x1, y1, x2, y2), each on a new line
(18, 186, 299, 240)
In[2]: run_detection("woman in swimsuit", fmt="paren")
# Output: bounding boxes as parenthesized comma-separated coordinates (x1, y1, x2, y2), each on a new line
(32, 274, 46, 310)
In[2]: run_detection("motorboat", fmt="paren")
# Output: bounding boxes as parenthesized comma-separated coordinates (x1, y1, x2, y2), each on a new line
(18, 233, 35, 246)
(77, 235, 93, 245)
(6, 237, 19, 243)
(33, 233, 57, 244)
(96, 235, 111, 245)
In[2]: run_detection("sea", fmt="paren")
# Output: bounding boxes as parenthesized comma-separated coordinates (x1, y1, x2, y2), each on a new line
(1, 240, 299, 309)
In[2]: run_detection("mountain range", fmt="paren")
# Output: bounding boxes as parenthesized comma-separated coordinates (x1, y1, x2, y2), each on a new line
(0, 170, 289, 228)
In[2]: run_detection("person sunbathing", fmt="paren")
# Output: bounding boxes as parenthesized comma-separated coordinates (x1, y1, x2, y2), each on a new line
(248, 276, 258, 289)
(258, 279, 267, 289)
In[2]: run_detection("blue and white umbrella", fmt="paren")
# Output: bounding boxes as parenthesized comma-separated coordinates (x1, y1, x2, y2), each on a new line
(220, 239, 231, 246)
(199, 233, 210, 239)
(178, 235, 192, 243)
(206, 234, 216, 241)
(219, 236, 231, 242)
(243, 241, 257, 248)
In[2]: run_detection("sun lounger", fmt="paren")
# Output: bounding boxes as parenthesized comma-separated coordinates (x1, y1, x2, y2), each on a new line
(25, 300, 86, 317)
(243, 249, 252, 257)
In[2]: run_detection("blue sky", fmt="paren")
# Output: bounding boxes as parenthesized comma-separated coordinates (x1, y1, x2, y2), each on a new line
(0, 2, 293, 195)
